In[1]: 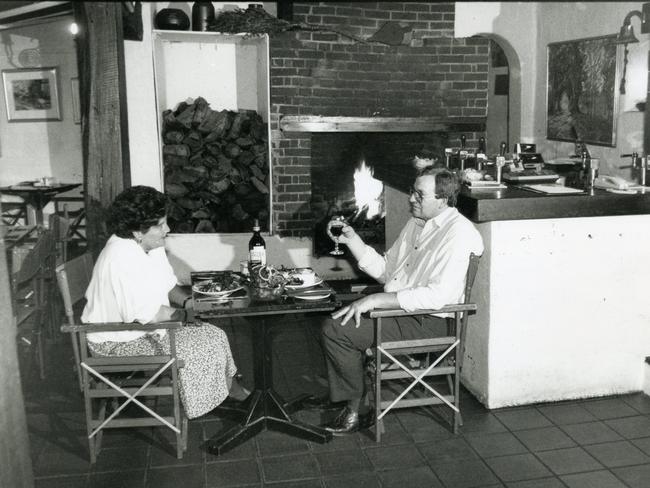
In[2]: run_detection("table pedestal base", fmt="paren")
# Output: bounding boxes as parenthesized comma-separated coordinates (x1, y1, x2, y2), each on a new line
(206, 388, 332, 455)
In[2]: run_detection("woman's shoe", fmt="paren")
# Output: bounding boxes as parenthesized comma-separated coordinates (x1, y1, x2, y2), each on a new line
(228, 374, 251, 402)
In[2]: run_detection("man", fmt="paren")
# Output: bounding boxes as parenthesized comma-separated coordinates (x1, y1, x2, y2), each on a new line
(321, 164, 484, 435)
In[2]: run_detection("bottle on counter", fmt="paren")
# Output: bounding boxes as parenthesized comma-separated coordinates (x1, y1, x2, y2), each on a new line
(249, 219, 266, 267)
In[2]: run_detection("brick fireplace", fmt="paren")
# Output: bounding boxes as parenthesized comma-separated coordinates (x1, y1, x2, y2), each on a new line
(268, 2, 490, 238)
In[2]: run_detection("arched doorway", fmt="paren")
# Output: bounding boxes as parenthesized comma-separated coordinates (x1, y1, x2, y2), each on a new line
(476, 34, 522, 155)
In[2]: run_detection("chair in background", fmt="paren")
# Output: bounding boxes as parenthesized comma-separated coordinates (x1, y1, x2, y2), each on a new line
(10, 229, 56, 380)
(2, 224, 38, 252)
(55, 252, 94, 390)
(49, 203, 86, 263)
(369, 253, 481, 441)
(1, 198, 28, 226)
(56, 253, 188, 463)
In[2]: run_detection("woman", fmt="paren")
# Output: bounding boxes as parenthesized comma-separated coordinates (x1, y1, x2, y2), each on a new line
(81, 185, 248, 419)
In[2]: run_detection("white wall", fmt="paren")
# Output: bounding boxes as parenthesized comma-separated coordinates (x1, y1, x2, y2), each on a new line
(456, 2, 646, 180)
(0, 16, 82, 187)
(463, 215, 650, 407)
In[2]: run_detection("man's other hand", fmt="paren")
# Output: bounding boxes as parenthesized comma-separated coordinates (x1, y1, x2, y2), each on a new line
(331, 295, 376, 328)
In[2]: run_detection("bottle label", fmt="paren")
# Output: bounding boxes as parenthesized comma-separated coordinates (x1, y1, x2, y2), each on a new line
(249, 245, 266, 266)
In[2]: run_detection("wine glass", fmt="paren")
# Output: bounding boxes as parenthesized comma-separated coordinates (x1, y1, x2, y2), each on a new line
(327, 216, 347, 256)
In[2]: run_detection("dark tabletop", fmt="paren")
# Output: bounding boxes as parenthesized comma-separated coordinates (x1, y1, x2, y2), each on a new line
(190, 271, 341, 319)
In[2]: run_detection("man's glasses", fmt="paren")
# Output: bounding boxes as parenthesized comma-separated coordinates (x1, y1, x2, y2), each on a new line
(409, 187, 439, 204)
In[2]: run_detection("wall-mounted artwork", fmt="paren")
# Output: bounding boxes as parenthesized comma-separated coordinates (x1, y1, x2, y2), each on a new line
(2, 67, 61, 122)
(547, 35, 619, 147)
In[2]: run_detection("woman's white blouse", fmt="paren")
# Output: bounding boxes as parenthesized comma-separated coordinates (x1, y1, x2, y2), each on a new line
(81, 235, 178, 343)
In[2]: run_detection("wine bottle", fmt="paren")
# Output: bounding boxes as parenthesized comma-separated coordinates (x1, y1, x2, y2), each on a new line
(248, 219, 266, 266)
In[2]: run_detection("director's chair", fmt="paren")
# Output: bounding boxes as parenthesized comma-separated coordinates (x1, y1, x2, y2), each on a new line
(369, 253, 480, 441)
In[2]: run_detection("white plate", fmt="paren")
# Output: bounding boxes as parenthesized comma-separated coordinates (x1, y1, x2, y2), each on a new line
(192, 280, 243, 297)
(606, 188, 638, 194)
(293, 292, 331, 301)
(285, 277, 324, 290)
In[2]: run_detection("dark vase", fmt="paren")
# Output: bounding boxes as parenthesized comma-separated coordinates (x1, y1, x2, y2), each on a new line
(192, 1, 215, 32)
(154, 8, 190, 31)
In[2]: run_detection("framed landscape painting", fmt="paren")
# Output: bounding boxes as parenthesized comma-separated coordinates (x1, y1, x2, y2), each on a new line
(546, 35, 618, 146)
(2, 67, 61, 122)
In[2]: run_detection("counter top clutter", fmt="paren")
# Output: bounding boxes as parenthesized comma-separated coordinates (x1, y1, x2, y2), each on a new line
(457, 169, 650, 223)
(457, 185, 650, 223)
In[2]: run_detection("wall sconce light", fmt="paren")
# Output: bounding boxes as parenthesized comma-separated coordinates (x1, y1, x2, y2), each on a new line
(613, 3, 650, 94)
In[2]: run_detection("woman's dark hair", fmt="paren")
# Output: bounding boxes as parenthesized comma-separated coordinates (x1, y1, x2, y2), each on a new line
(107, 186, 169, 238)
(417, 166, 460, 207)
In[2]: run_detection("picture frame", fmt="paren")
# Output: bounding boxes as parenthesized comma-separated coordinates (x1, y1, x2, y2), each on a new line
(71, 77, 80, 124)
(2, 67, 61, 122)
(546, 35, 619, 147)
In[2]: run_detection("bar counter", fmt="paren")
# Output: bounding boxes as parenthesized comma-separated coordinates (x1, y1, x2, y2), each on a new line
(382, 179, 650, 409)
(454, 185, 650, 408)
(457, 186, 650, 223)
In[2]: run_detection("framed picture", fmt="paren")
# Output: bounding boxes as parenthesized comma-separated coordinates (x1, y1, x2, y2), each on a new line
(71, 77, 80, 124)
(2, 67, 61, 122)
(546, 35, 619, 146)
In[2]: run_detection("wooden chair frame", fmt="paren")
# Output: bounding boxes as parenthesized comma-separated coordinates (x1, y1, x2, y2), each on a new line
(369, 253, 481, 441)
(56, 253, 188, 463)
(11, 229, 55, 380)
(61, 321, 188, 463)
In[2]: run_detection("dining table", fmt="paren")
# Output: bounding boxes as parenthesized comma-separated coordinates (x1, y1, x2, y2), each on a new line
(0, 182, 81, 226)
(190, 269, 340, 456)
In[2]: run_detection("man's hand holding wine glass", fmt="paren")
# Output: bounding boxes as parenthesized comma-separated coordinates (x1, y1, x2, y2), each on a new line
(326, 218, 367, 260)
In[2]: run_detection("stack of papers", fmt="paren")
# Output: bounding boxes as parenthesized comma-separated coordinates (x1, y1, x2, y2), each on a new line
(464, 180, 507, 190)
(520, 184, 584, 195)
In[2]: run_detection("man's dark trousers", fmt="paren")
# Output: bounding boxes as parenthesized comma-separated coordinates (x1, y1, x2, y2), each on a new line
(321, 314, 448, 403)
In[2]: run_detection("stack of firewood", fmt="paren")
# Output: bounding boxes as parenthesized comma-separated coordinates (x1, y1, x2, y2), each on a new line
(162, 97, 269, 233)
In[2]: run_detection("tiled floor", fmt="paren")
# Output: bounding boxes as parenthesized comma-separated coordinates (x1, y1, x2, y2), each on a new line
(20, 314, 650, 488)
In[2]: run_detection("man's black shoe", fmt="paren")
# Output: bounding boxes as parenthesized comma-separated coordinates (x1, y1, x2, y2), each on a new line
(302, 395, 347, 411)
(323, 407, 359, 435)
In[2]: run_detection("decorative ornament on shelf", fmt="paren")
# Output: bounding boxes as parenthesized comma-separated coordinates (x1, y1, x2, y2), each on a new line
(192, 1, 215, 32)
(154, 8, 190, 31)
(207, 4, 406, 45)
(367, 22, 412, 46)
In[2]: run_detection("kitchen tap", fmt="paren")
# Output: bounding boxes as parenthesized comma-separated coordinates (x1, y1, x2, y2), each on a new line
(459, 135, 467, 171)
(476, 137, 487, 171)
(620, 152, 647, 186)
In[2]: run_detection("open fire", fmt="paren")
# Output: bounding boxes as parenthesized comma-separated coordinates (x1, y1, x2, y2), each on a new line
(352, 160, 384, 221)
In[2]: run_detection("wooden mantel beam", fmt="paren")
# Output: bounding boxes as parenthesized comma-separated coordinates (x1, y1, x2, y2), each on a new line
(279, 116, 486, 133)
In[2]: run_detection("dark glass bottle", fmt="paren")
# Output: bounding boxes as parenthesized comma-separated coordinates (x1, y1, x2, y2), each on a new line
(478, 137, 486, 154)
(248, 219, 266, 266)
(192, 1, 215, 32)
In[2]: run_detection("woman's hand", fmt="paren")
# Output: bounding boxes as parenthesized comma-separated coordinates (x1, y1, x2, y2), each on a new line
(331, 295, 376, 328)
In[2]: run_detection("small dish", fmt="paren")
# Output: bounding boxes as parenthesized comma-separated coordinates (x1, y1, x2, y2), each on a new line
(285, 277, 324, 290)
(192, 277, 243, 297)
(193, 284, 243, 297)
(293, 292, 331, 301)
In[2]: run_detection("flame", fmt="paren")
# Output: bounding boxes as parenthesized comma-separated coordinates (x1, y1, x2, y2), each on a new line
(353, 160, 384, 219)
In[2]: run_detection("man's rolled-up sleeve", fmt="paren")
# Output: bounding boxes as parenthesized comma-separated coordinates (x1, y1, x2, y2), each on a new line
(357, 244, 387, 283)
